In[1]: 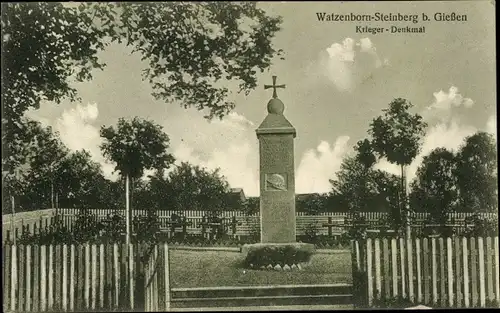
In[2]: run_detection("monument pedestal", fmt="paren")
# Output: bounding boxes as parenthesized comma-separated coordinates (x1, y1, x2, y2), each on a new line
(242, 76, 315, 269)
(241, 242, 315, 269)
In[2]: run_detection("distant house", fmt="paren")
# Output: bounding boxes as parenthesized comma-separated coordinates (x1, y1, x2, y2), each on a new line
(225, 188, 247, 210)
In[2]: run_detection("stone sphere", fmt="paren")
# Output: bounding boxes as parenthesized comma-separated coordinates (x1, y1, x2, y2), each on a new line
(267, 98, 285, 114)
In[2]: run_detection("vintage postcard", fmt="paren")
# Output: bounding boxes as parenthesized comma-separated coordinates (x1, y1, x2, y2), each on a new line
(1, 1, 497, 311)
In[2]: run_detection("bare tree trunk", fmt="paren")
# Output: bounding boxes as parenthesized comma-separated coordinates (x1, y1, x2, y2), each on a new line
(125, 174, 130, 245)
(11, 193, 16, 245)
(51, 180, 54, 209)
(401, 164, 411, 239)
(130, 178, 134, 210)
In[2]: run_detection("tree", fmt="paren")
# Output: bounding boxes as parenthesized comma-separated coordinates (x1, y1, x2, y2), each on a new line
(2, 118, 68, 213)
(54, 150, 109, 209)
(410, 148, 459, 227)
(371, 169, 402, 227)
(369, 98, 427, 237)
(296, 193, 329, 215)
(1, 3, 109, 182)
(2, 2, 283, 121)
(99, 2, 284, 120)
(164, 162, 231, 214)
(130, 178, 157, 211)
(2, 3, 283, 181)
(455, 132, 497, 213)
(329, 155, 399, 214)
(24, 127, 69, 210)
(100, 117, 175, 244)
(355, 138, 377, 169)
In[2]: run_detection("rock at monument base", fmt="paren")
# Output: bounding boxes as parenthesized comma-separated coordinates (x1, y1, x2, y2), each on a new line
(241, 242, 315, 269)
(274, 264, 282, 271)
(283, 264, 291, 271)
(404, 305, 432, 310)
(290, 264, 298, 270)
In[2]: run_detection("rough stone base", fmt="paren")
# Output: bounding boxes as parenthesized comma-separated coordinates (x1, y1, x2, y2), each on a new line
(241, 242, 315, 270)
(250, 262, 308, 271)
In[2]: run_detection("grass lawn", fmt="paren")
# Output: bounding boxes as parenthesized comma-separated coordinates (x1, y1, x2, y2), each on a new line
(169, 250, 352, 288)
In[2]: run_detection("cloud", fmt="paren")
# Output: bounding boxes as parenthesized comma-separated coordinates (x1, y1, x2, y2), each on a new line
(164, 109, 355, 196)
(295, 136, 351, 194)
(322, 37, 386, 91)
(55, 102, 118, 180)
(374, 119, 478, 184)
(486, 115, 496, 137)
(162, 110, 260, 197)
(423, 86, 474, 122)
(374, 86, 481, 186)
(431, 86, 474, 110)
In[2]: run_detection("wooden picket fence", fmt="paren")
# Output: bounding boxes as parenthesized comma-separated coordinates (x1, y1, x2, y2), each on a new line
(352, 236, 500, 308)
(4, 208, 497, 243)
(2, 242, 171, 312)
(56, 208, 496, 220)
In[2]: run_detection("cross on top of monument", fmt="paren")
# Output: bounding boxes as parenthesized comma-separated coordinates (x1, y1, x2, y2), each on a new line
(264, 75, 286, 99)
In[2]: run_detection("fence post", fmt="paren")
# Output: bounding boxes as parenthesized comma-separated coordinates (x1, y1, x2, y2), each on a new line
(486, 237, 494, 303)
(455, 237, 462, 307)
(48, 244, 54, 310)
(447, 237, 453, 308)
(62, 244, 68, 311)
(10, 244, 17, 312)
(367, 238, 373, 306)
(462, 238, 469, 308)
(408, 237, 414, 303)
(99, 244, 105, 309)
(416, 238, 422, 303)
(113, 244, 119, 308)
(399, 237, 406, 298)
(129, 243, 134, 310)
(495, 237, 499, 306)
(70, 244, 75, 311)
(374, 239, 381, 300)
(91, 244, 97, 310)
(470, 237, 478, 307)
(478, 237, 485, 307)
(391, 238, 398, 298)
(351, 239, 368, 308)
(431, 238, 437, 305)
(85, 244, 90, 309)
(164, 243, 171, 311)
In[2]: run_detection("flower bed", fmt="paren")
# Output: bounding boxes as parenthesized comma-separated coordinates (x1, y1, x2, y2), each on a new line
(241, 242, 315, 269)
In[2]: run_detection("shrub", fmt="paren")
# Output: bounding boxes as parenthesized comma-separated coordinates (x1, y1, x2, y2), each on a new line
(72, 208, 102, 243)
(420, 216, 455, 238)
(100, 211, 126, 243)
(464, 213, 499, 237)
(242, 243, 314, 268)
(133, 209, 161, 243)
(346, 212, 368, 241)
(303, 222, 319, 243)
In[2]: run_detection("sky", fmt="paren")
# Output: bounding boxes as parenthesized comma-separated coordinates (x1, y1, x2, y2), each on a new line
(26, 1, 496, 197)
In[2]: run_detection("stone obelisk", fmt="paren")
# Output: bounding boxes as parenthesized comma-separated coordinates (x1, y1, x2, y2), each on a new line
(256, 76, 297, 243)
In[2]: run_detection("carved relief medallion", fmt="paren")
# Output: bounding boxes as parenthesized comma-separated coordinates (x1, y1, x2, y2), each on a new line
(265, 173, 287, 191)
